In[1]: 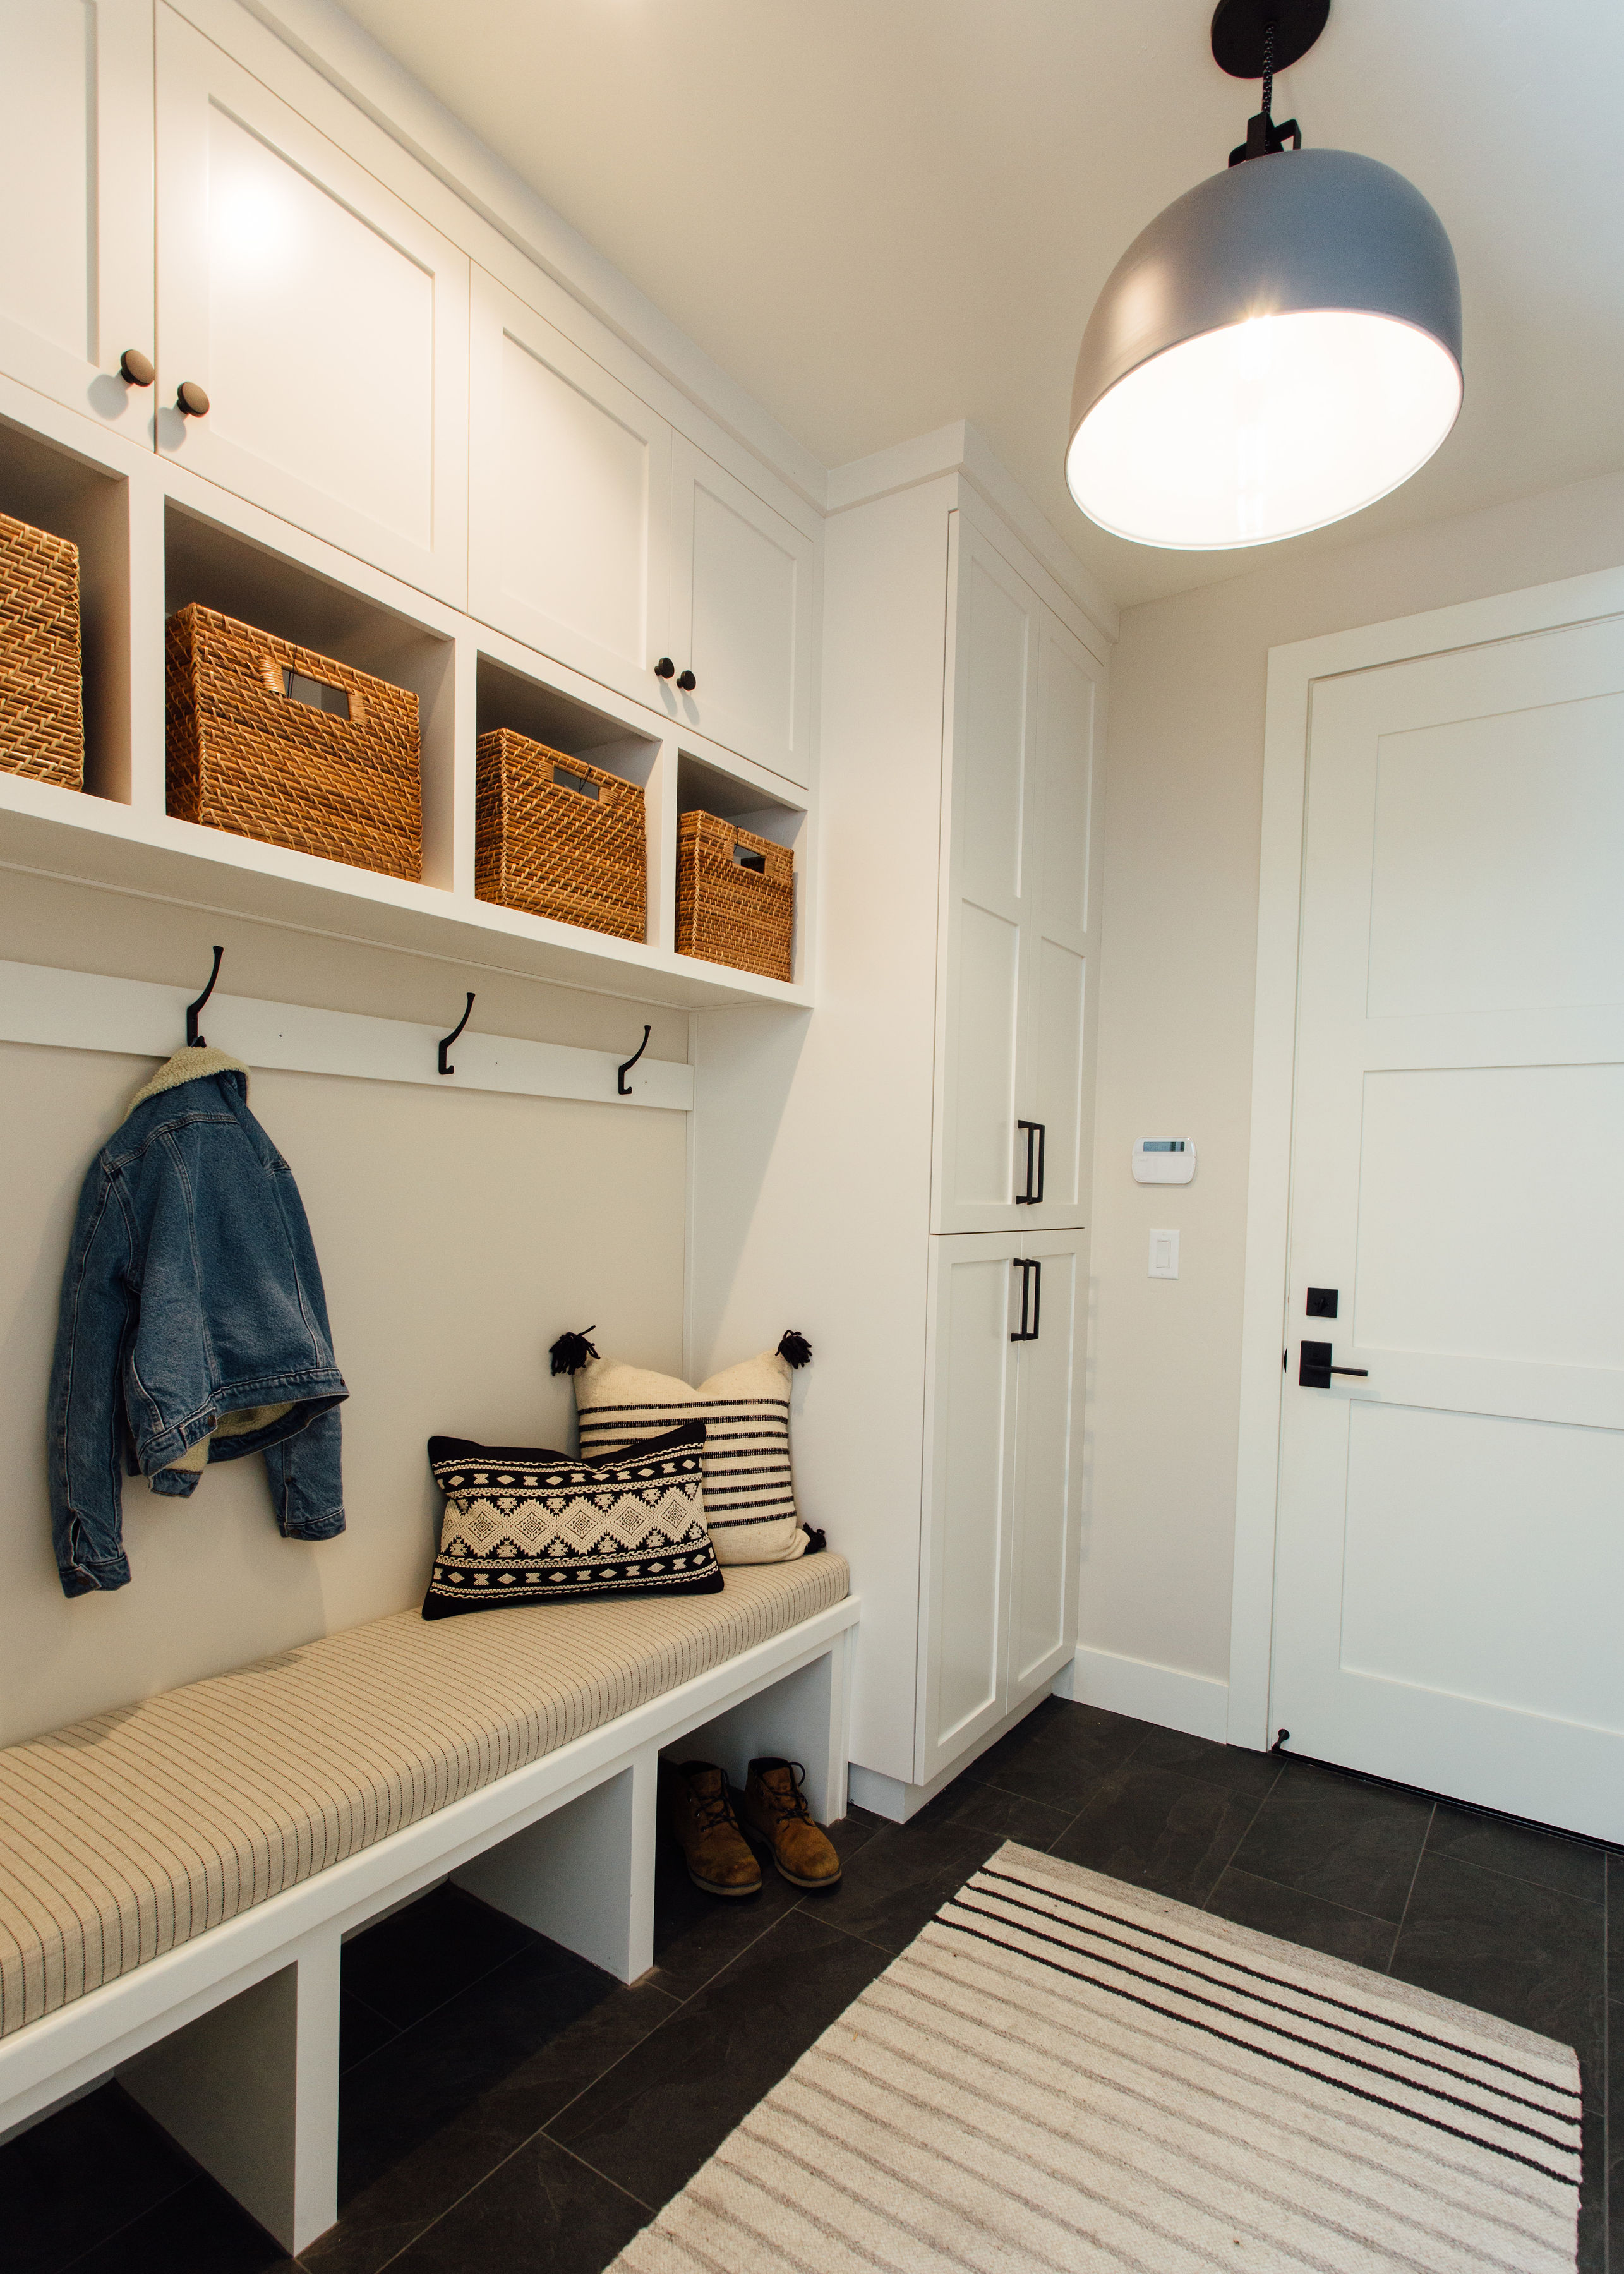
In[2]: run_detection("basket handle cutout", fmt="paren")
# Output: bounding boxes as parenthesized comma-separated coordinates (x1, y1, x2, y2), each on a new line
(732, 843, 767, 873)
(282, 666, 352, 721)
(552, 765, 600, 801)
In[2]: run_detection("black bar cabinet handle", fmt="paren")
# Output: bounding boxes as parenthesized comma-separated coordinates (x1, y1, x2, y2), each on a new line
(1010, 1258, 1042, 1342)
(1016, 1120, 1045, 1205)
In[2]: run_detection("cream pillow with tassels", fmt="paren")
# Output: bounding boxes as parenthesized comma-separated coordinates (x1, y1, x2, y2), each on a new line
(549, 1329, 822, 1566)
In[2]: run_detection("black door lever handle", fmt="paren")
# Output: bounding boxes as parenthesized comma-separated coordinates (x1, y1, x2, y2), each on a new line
(1299, 1340, 1369, 1388)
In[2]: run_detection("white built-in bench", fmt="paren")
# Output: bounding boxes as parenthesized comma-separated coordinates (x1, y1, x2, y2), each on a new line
(0, 1558, 856, 2254)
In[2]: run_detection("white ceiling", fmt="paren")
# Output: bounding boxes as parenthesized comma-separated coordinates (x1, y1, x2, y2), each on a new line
(339, 0, 1624, 611)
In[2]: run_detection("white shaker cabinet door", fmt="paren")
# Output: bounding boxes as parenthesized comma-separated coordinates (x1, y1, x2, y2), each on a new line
(1016, 607, 1100, 1230)
(666, 436, 814, 786)
(915, 1234, 1021, 1787)
(0, 0, 153, 437)
(932, 517, 1040, 1234)
(469, 268, 673, 711)
(1005, 1232, 1085, 1708)
(155, 8, 469, 603)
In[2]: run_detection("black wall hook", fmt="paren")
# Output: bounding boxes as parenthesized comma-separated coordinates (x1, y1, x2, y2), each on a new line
(438, 992, 474, 1077)
(617, 1024, 651, 1096)
(186, 946, 224, 1047)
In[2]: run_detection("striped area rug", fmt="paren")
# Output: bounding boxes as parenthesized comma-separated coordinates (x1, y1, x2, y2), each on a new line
(614, 1841, 1581, 2272)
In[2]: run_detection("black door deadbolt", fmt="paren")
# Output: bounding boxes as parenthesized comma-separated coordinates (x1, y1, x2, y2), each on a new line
(1306, 1287, 1338, 1317)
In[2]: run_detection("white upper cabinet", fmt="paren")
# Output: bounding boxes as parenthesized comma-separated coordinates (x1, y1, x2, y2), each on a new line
(469, 268, 672, 711)
(0, 0, 154, 436)
(666, 437, 815, 787)
(154, 7, 469, 603)
(934, 517, 1099, 1234)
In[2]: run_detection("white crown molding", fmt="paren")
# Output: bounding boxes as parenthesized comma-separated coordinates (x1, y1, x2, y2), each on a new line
(827, 422, 1119, 647)
(237, 0, 827, 513)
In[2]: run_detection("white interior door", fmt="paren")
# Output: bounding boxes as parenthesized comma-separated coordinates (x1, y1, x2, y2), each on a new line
(1272, 611, 1624, 1841)
(0, 0, 153, 436)
(1007, 1231, 1086, 1706)
(469, 269, 671, 711)
(933, 517, 1038, 1234)
(155, 7, 468, 601)
(1016, 606, 1098, 1230)
(917, 1234, 1020, 1784)
(666, 436, 814, 785)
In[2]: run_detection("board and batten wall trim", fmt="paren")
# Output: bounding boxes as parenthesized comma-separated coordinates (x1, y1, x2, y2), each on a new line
(1229, 561, 1624, 1751)
(0, 961, 692, 1111)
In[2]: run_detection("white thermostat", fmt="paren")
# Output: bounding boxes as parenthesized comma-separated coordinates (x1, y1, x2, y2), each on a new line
(1134, 1138, 1195, 1185)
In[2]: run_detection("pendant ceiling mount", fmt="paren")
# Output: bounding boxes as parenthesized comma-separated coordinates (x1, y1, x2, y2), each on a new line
(1210, 0, 1329, 80)
(1064, 1, 1462, 552)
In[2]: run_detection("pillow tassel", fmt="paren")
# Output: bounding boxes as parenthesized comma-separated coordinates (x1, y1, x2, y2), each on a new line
(549, 1326, 600, 1376)
(776, 1329, 813, 1369)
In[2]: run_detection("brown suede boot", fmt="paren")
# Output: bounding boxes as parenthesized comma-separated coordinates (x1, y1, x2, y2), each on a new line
(663, 1760, 763, 1898)
(738, 1758, 842, 1890)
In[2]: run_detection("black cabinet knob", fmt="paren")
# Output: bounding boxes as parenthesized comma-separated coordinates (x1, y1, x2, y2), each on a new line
(677, 669, 697, 692)
(176, 380, 211, 418)
(118, 349, 155, 387)
(654, 656, 676, 680)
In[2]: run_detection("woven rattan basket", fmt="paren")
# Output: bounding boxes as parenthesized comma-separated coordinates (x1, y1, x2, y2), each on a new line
(0, 511, 83, 790)
(167, 605, 420, 880)
(475, 730, 646, 940)
(676, 810, 794, 983)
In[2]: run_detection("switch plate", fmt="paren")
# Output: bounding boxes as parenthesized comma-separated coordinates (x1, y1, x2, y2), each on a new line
(1148, 1228, 1179, 1280)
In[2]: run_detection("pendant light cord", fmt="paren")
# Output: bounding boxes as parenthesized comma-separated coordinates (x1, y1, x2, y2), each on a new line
(1261, 18, 1276, 127)
(1228, 15, 1300, 165)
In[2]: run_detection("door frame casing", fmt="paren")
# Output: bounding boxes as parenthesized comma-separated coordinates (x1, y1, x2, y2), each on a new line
(1227, 562, 1624, 1749)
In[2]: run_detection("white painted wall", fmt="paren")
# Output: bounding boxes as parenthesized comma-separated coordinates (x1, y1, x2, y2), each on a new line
(0, 874, 687, 1745)
(1084, 467, 1624, 1700)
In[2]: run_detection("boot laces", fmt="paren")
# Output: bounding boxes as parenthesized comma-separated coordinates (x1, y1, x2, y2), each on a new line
(683, 1770, 735, 1832)
(761, 1762, 812, 1822)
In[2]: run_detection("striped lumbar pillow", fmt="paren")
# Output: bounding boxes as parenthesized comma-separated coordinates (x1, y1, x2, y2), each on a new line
(551, 1330, 817, 1567)
(422, 1421, 721, 1616)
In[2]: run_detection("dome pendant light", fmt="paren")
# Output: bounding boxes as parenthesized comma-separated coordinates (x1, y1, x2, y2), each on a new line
(1066, 0, 1462, 551)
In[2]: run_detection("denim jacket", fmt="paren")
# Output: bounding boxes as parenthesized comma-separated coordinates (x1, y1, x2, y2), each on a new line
(49, 1047, 347, 1596)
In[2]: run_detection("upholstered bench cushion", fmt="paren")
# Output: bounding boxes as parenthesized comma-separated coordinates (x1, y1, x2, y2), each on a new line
(0, 1555, 849, 2040)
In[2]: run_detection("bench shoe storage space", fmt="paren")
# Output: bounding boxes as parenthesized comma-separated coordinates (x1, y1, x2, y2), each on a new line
(0, 511, 83, 790)
(677, 810, 793, 982)
(166, 604, 422, 881)
(475, 728, 646, 939)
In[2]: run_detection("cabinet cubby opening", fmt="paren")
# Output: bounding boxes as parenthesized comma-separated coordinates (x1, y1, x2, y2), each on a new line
(0, 416, 131, 805)
(164, 503, 456, 886)
(675, 750, 805, 984)
(475, 656, 659, 791)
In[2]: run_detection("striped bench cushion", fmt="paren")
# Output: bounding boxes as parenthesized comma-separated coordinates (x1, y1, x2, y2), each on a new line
(0, 1555, 848, 2042)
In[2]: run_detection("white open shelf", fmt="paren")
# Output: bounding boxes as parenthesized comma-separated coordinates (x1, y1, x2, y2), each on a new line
(0, 398, 814, 1013)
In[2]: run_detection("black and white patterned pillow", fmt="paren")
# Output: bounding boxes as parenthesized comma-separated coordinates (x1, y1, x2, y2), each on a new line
(422, 1422, 721, 1619)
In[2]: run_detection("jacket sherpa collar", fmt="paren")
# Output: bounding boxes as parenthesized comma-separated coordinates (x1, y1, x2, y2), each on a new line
(126, 1045, 250, 1116)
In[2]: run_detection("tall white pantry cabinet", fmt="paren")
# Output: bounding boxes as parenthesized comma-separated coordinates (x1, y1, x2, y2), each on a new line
(689, 469, 1107, 1817)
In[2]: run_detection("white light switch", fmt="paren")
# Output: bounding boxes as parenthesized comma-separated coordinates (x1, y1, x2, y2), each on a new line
(1148, 1228, 1180, 1280)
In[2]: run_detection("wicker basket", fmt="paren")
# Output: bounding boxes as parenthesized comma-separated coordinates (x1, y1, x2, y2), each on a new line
(167, 605, 420, 881)
(676, 810, 794, 983)
(475, 730, 646, 940)
(0, 511, 83, 790)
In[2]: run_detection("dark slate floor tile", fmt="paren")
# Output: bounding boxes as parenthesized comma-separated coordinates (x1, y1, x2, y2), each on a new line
(340, 1882, 537, 2032)
(647, 1826, 800, 1999)
(1610, 1856, 1623, 2005)
(1229, 1759, 1431, 1922)
(1203, 1865, 1398, 1970)
(1, 2083, 195, 2274)
(973, 1696, 1152, 1813)
(911, 1774, 1075, 1851)
(1130, 1724, 1283, 1800)
(387, 2133, 649, 2274)
(306, 1954, 677, 2274)
(1047, 1761, 1261, 1905)
(1424, 1802, 1606, 1906)
(808, 1816, 1003, 1954)
(1607, 2001, 1621, 2263)
(63, 2174, 292, 2273)
(339, 1990, 400, 2076)
(547, 1906, 891, 2208)
(1390, 1853, 1605, 2107)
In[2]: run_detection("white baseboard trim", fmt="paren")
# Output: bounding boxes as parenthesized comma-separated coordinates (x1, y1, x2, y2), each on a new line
(1054, 1647, 1230, 1745)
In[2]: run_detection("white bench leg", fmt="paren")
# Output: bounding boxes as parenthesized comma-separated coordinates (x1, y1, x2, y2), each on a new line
(118, 1925, 340, 2255)
(452, 1750, 658, 1983)
(670, 1632, 852, 1824)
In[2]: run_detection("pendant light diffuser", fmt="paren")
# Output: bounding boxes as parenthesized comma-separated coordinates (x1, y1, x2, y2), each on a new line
(1067, 145, 1462, 551)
